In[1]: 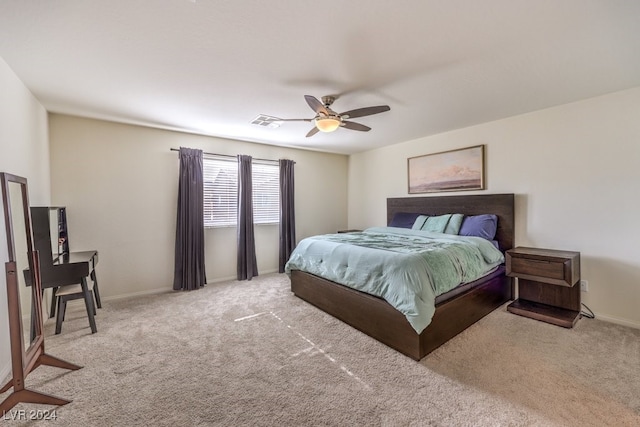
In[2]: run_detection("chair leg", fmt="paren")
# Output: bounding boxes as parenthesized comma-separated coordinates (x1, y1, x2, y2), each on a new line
(91, 270, 102, 309)
(81, 278, 97, 334)
(49, 287, 58, 319)
(61, 295, 67, 322)
(90, 294, 97, 316)
(55, 297, 66, 335)
(30, 296, 36, 342)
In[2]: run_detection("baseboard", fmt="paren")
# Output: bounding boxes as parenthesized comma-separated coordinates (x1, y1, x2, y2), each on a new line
(206, 274, 238, 284)
(260, 268, 279, 276)
(102, 286, 174, 302)
(594, 312, 640, 330)
(205, 269, 280, 284)
(99, 269, 281, 302)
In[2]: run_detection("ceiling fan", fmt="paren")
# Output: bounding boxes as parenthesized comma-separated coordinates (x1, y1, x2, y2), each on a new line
(280, 95, 390, 138)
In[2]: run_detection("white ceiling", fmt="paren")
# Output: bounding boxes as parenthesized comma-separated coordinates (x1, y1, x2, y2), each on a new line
(1, 1, 639, 155)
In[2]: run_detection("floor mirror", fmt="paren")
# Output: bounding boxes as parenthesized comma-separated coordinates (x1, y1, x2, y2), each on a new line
(0, 172, 81, 412)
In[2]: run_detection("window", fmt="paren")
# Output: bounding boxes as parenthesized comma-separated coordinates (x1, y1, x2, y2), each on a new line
(203, 158, 237, 227)
(251, 162, 280, 224)
(203, 157, 279, 227)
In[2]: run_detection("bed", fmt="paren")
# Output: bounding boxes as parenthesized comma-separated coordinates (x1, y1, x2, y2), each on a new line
(288, 193, 515, 360)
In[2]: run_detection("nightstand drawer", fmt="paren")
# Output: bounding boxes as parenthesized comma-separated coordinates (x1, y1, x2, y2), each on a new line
(506, 247, 580, 287)
(509, 257, 565, 281)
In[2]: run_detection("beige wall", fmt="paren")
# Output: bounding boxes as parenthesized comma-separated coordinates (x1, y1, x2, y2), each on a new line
(0, 58, 51, 381)
(348, 86, 640, 328)
(48, 114, 348, 298)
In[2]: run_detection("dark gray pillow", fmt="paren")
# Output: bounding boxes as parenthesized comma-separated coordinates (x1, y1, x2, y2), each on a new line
(388, 212, 422, 228)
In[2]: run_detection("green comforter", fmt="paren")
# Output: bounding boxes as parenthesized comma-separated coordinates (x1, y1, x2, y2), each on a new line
(285, 226, 504, 333)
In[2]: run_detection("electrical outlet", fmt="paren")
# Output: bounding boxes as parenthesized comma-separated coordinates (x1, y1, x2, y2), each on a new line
(580, 280, 588, 292)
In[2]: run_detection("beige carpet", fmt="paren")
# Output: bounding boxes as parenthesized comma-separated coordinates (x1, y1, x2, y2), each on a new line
(2, 273, 639, 426)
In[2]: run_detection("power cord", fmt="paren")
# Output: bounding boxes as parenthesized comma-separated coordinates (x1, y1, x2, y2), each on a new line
(580, 303, 595, 319)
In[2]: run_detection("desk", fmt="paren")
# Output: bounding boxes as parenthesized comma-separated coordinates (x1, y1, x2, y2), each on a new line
(44, 251, 99, 288)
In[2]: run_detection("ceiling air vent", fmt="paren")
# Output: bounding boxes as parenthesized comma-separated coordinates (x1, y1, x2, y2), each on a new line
(251, 115, 282, 129)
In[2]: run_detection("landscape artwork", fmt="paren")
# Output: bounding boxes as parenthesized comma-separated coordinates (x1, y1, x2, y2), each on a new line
(408, 145, 484, 194)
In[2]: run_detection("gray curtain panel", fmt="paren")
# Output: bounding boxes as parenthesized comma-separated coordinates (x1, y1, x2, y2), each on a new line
(278, 159, 296, 273)
(173, 147, 207, 290)
(237, 154, 258, 280)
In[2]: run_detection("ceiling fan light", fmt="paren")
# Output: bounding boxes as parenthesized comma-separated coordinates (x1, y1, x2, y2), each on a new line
(315, 117, 341, 132)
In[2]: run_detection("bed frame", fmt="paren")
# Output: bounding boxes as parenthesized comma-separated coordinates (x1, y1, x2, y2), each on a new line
(290, 193, 515, 360)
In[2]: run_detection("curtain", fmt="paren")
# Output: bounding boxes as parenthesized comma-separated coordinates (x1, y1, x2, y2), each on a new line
(173, 147, 206, 290)
(278, 159, 296, 273)
(237, 155, 258, 280)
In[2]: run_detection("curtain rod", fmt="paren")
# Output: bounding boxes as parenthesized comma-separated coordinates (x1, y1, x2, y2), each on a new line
(170, 148, 291, 164)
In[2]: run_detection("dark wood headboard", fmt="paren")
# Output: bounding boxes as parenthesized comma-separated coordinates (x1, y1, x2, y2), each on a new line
(387, 194, 515, 252)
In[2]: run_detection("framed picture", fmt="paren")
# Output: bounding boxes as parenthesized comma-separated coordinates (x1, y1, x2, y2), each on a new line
(408, 145, 485, 194)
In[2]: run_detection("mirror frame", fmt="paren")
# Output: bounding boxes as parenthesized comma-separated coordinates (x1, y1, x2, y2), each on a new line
(0, 172, 81, 413)
(1, 173, 44, 359)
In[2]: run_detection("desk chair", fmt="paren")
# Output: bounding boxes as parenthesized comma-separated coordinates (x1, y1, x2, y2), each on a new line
(54, 276, 98, 334)
(49, 270, 101, 318)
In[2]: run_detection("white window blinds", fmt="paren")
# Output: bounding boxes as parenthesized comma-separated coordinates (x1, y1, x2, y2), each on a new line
(203, 157, 279, 228)
(251, 162, 280, 224)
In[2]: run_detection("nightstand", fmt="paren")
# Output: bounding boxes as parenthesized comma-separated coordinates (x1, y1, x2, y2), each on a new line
(506, 247, 581, 328)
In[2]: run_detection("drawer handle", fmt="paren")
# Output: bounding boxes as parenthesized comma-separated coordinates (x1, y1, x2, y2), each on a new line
(518, 258, 551, 264)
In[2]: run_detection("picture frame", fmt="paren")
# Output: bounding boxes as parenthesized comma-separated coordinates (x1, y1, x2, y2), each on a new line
(408, 145, 485, 194)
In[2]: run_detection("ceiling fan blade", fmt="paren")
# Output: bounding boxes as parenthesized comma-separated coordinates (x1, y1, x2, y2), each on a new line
(339, 105, 390, 119)
(278, 118, 313, 122)
(306, 126, 320, 138)
(342, 121, 371, 132)
(304, 95, 329, 115)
